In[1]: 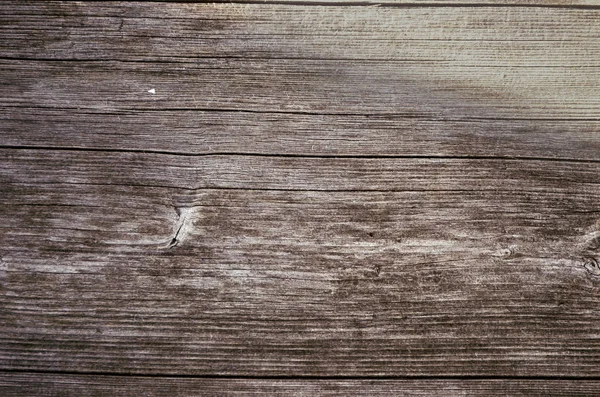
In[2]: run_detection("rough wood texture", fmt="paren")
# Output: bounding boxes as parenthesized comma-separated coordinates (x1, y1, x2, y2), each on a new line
(2, 3, 600, 121)
(2, 108, 600, 160)
(2, 374, 600, 397)
(2, 150, 600, 376)
(1, 0, 600, 393)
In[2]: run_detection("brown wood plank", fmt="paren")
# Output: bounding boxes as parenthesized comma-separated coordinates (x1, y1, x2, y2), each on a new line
(2, 373, 600, 397)
(1, 149, 600, 376)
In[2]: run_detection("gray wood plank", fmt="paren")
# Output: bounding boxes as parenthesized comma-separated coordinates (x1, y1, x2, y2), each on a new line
(2, 57, 597, 121)
(2, 107, 600, 161)
(1, 149, 600, 376)
(2, 0, 600, 383)
(2, 373, 600, 397)
(1, 3, 599, 120)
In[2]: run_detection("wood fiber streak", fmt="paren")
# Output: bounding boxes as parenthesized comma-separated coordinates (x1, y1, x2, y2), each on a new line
(2, 0, 600, 387)
(2, 374, 600, 397)
(1, 150, 600, 375)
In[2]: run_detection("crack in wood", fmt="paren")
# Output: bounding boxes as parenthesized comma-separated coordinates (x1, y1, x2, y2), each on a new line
(166, 207, 195, 249)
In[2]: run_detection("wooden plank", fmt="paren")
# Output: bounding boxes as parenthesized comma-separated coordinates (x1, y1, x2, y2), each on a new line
(1, 3, 599, 120)
(2, 107, 600, 161)
(1, 149, 600, 375)
(2, 373, 600, 397)
(3, 2, 599, 65)
(3, 148, 600, 191)
(3, 58, 599, 120)
(2, 0, 600, 384)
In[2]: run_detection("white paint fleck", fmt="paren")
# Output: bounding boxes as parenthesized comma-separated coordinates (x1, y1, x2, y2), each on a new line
(148, 88, 156, 94)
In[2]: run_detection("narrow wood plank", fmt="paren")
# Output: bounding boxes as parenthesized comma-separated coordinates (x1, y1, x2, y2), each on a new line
(2, 107, 600, 161)
(3, 2, 599, 65)
(188, 0, 600, 4)
(3, 148, 600, 191)
(1, 149, 600, 376)
(2, 373, 600, 397)
(3, 58, 598, 120)
(1, 3, 599, 120)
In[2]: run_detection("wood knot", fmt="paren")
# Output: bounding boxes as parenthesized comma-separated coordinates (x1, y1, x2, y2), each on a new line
(373, 264, 381, 277)
(493, 245, 519, 260)
(583, 257, 600, 277)
(164, 207, 195, 249)
(587, 236, 600, 251)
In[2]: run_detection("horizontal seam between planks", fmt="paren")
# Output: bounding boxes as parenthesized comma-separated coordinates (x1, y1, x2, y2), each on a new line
(3, 105, 600, 122)
(2, 369, 600, 380)
(2, 56, 599, 66)
(1, 145, 600, 164)
(2, 35, 599, 42)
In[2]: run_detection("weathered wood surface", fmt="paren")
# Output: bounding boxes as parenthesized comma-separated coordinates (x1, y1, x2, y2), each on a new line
(1, 0, 600, 393)
(2, 3, 600, 121)
(2, 374, 600, 397)
(2, 151, 600, 376)
(3, 108, 600, 160)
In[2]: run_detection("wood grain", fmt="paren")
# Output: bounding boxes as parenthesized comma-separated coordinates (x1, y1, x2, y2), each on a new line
(2, 149, 600, 375)
(1, 0, 600, 390)
(1, 3, 599, 120)
(2, 107, 600, 161)
(2, 373, 600, 397)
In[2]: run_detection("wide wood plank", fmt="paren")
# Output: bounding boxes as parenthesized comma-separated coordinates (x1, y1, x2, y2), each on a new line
(1, 149, 600, 376)
(2, 373, 600, 397)
(3, 58, 598, 120)
(1, 3, 599, 120)
(4, 2, 599, 67)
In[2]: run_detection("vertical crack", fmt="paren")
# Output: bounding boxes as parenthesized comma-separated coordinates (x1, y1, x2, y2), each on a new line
(167, 222, 185, 249)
